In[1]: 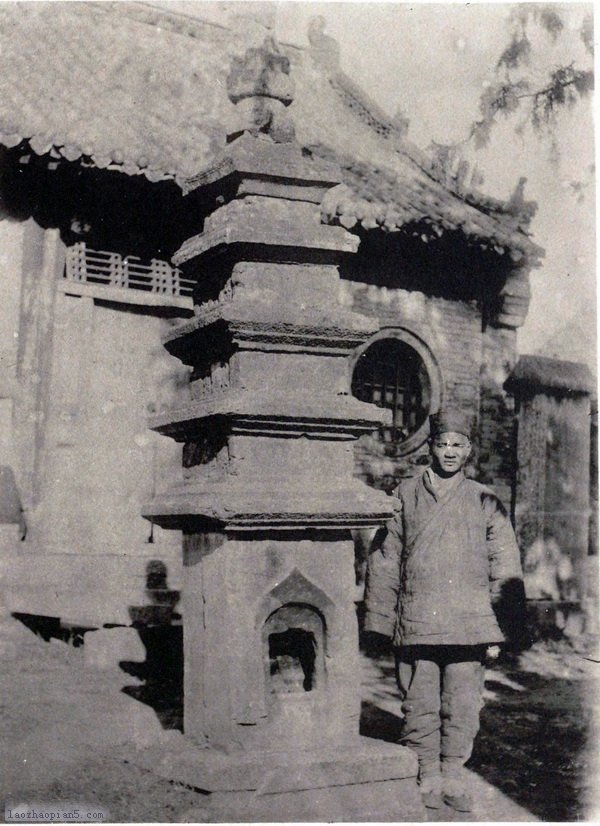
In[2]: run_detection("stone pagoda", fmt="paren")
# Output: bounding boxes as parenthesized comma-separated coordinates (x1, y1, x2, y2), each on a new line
(143, 32, 422, 820)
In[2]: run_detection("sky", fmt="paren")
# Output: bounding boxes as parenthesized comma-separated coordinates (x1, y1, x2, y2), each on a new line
(155, 1, 596, 368)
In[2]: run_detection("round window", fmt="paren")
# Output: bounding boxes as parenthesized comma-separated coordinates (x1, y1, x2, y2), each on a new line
(351, 337, 432, 445)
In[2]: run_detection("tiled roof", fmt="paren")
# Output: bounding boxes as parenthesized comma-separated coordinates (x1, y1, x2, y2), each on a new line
(507, 355, 595, 395)
(314, 147, 538, 264)
(0, 2, 232, 179)
(0, 1, 543, 264)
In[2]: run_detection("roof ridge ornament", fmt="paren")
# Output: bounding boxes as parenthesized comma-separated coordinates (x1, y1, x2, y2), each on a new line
(307, 19, 412, 153)
(425, 143, 538, 227)
(506, 176, 537, 223)
(226, 35, 296, 144)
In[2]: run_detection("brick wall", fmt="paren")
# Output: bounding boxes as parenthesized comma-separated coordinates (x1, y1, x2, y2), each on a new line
(479, 325, 518, 512)
(341, 282, 482, 486)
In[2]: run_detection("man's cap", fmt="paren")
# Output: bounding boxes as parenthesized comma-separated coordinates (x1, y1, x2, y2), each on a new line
(429, 409, 473, 440)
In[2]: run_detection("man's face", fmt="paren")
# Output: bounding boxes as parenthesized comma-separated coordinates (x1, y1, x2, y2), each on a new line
(430, 431, 471, 476)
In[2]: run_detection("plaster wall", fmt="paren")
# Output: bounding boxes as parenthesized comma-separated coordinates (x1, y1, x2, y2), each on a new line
(0, 219, 24, 469)
(6, 275, 190, 625)
(38, 292, 184, 546)
(0, 220, 24, 365)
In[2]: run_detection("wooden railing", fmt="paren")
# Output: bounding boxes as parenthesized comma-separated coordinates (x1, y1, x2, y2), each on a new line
(64, 242, 194, 298)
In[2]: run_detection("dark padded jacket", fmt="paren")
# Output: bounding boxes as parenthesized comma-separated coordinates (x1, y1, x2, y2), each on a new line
(364, 470, 524, 647)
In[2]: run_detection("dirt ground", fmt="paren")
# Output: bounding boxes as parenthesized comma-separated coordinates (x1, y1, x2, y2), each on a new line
(0, 612, 597, 823)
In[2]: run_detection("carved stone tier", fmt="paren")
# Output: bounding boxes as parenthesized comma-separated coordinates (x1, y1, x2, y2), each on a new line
(173, 136, 357, 274)
(163, 300, 379, 362)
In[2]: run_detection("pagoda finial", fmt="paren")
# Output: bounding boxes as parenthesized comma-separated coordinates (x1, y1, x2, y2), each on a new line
(226, 35, 296, 143)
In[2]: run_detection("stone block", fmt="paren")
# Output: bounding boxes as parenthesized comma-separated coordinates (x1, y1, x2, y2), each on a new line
(180, 776, 424, 822)
(178, 538, 367, 750)
(231, 262, 340, 307)
(131, 737, 423, 822)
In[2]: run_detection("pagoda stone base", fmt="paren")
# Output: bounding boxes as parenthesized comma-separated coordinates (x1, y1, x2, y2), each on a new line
(132, 737, 424, 822)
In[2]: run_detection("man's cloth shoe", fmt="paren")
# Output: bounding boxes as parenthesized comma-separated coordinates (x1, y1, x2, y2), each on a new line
(443, 791, 473, 812)
(421, 789, 443, 810)
(419, 776, 442, 810)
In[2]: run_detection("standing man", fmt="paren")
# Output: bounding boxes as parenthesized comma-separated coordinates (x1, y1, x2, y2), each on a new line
(364, 409, 527, 812)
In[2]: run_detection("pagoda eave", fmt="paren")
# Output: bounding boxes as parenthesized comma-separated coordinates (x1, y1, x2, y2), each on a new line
(144, 487, 395, 532)
(149, 389, 391, 439)
(173, 225, 359, 267)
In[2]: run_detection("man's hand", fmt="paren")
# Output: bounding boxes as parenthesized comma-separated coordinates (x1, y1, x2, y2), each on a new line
(486, 645, 501, 663)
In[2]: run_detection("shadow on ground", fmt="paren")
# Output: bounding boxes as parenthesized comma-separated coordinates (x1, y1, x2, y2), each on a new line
(360, 701, 404, 743)
(117, 624, 594, 822)
(468, 654, 592, 822)
(120, 625, 183, 731)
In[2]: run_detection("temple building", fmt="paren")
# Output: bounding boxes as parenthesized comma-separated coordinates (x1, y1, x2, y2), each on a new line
(0, 1, 593, 641)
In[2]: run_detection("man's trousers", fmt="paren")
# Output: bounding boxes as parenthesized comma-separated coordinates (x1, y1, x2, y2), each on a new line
(396, 644, 487, 780)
